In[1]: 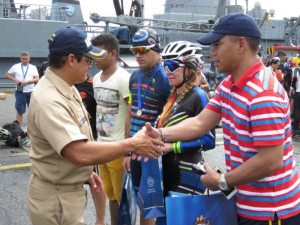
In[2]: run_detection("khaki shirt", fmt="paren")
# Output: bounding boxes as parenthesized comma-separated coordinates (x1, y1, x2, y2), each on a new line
(27, 68, 93, 185)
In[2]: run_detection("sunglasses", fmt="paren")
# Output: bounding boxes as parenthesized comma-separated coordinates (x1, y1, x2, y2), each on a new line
(164, 61, 185, 73)
(130, 45, 154, 55)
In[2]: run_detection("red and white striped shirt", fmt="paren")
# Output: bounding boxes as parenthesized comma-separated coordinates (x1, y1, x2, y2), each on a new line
(207, 60, 300, 220)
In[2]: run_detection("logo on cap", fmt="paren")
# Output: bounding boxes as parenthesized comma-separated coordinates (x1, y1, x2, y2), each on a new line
(211, 18, 219, 32)
(85, 38, 91, 48)
(132, 30, 148, 42)
(148, 38, 156, 45)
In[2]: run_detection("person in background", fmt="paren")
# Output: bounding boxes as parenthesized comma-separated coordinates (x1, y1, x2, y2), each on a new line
(290, 62, 300, 137)
(74, 72, 107, 225)
(292, 45, 300, 66)
(263, 54, 273, 65)
(277, 50, 287, 74)
(192, 50, 210, 91)
(92, 33, 131, 225)
(144, 13, 300, 225)
(266, 57, 280, 77)
(123, 27, 171, 225)
(155, 41, 215, 224)
(5, 51, 39, 125)
(26, 27, 163, 225)
(287, 59, 296, 120)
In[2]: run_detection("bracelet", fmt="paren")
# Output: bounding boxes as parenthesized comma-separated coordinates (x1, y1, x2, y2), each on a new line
(158, 128, 165, 143)
(123, 153, 131, 157)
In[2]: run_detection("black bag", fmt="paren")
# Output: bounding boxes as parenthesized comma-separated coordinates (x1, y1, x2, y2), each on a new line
(2, 120, 27, 147)
(16, 83, 23, 93)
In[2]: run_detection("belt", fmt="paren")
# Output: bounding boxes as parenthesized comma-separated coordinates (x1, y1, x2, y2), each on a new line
(30, 175, 83, 190)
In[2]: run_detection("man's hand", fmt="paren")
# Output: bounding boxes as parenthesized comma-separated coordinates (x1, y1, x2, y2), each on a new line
(200, 163, 220, 191)
(131, 127, 163, 161)
(0, 93, 7, 100)
(144, 122, 161, 139)
(88, 172, 104, 193)
(122, 156, 131, 172)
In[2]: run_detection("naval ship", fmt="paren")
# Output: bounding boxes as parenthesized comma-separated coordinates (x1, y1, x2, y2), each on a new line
(0, 0, 300, 87)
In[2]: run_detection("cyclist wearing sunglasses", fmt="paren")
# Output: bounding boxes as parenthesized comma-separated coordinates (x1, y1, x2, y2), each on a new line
(124, 27, 172, 225)
(156, 41, 215, 200)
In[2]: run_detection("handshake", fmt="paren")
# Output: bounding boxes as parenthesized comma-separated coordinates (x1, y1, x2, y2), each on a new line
(131, 122, 165, 162)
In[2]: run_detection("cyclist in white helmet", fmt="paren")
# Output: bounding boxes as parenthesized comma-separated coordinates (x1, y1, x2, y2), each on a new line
(156, 41, 215, 224)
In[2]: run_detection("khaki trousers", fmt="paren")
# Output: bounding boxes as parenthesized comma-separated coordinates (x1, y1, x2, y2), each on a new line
(27, 175, 87, 225)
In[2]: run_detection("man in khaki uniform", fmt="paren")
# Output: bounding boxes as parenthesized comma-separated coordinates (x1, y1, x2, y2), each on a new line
(26, 27, 163, 225)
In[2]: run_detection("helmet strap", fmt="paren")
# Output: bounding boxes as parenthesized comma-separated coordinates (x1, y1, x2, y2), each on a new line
(175, 65, 189, 88)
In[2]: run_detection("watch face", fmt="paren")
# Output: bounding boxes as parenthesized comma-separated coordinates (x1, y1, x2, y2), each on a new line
(219, 181, 228, 190)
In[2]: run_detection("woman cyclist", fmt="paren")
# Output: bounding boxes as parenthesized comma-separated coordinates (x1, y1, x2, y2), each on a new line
(156, 41, 215, 200)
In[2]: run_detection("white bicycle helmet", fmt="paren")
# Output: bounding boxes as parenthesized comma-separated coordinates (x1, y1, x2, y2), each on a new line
(161, 41, 203, 70)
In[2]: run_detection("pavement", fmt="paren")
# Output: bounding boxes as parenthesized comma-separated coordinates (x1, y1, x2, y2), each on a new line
(0, 88, 300, 224)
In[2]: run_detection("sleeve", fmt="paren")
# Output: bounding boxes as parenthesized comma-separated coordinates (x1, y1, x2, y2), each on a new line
(250, 90, 287, 147)
(35, 101, 88, 155)
(32, 66, 39, 76)
(119, 71, 130, 99)
(7, 64, 16, 75)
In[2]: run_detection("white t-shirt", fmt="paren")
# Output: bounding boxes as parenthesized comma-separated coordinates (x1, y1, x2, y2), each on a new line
(93, 66, 130, 142)
(8, 63, 38, 93)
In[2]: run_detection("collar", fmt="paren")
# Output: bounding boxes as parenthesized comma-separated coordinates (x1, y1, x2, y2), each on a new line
(45, 68, 80, 101)
(140, 59, 161, 76)
(232, 60, 264, 89)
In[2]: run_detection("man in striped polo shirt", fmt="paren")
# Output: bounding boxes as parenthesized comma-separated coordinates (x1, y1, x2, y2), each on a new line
(144, 13, 300, 224)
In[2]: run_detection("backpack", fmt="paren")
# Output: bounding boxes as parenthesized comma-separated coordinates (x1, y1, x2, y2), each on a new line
(2, 121, 27, 147)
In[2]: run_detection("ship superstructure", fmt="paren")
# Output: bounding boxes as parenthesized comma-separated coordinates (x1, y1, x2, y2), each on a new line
(0, 0, 299, 87)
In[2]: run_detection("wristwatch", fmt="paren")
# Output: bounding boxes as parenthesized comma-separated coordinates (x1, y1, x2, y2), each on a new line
(218, 174, 230, 190)
(28, 80, 31, 84)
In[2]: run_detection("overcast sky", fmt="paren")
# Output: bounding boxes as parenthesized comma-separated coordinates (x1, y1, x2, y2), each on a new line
(14, 0, 300, 24)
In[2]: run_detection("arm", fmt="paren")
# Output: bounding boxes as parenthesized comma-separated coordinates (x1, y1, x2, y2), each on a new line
(5, 72, 19, 85)
(201, 144, 283, 190)
(30, 75, 39, 84)
(146, 108, 221, 143)
(123, 101, 132, 172)
(21, 75, 39, 86)
(161, 132, 215, 154)
(124, 99, 131, 139)
(62, 131, 163, 167)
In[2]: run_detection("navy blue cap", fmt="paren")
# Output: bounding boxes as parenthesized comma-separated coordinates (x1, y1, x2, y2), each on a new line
(132, 27, 160, 52)
(48, 27, 107, 60)
(197, 13, 261, 45)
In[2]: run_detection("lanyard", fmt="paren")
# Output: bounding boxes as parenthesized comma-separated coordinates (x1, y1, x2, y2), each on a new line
(21, 64, 29, 79)
(157, 91, 176, 128)
(137, 65, 162, 110)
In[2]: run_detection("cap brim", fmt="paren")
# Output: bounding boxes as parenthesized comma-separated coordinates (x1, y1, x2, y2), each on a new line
(197, 32, 226, 45)
(83, 46, 107, 60)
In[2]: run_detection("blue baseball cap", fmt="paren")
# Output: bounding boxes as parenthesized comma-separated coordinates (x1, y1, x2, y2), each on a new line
(132, 27, 160, 52)
(48, 27, 107, 60)
(197, 13, 261, 45)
